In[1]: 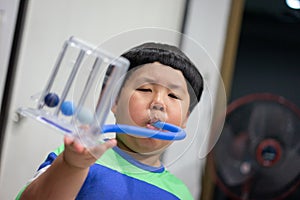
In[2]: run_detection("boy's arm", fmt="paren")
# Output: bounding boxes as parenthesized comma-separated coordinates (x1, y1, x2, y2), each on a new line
(19, 135, 116, 200)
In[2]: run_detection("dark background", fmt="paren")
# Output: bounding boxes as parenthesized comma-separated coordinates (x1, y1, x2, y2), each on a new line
(212, 0, 300, 199)
(230, 0, 300, 105)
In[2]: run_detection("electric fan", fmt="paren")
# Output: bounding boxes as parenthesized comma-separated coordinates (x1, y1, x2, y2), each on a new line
(212, 93, 300, 200)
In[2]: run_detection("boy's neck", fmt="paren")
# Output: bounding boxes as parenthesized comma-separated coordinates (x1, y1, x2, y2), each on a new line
(116, 141, 162, 167)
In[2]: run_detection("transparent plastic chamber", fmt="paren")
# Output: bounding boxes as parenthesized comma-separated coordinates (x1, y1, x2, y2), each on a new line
(17, 37, 187, 147)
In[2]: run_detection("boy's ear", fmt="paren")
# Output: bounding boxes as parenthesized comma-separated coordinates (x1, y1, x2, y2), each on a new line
(182, 111, 190, 128)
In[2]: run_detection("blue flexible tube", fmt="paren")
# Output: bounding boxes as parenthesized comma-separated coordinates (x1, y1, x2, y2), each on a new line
(40, 117, 186, 141)
(102, 121, 186, 140)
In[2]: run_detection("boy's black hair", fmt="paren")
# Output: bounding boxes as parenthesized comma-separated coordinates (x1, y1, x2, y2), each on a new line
(120, 42, 203, 112)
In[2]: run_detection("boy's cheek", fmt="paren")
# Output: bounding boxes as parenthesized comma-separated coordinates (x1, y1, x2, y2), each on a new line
(167, 104, 189, 127)
(128, 96, 148, 126)
(167, 113, 184, 127)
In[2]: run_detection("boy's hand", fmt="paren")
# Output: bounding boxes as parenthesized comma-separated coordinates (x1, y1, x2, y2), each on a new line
(63, 135, 117, 169)
(19, 135, 116, 200)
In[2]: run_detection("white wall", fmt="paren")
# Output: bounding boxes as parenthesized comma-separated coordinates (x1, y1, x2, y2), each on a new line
(0, 0, 231, 199)
(0, 0, 20, 112)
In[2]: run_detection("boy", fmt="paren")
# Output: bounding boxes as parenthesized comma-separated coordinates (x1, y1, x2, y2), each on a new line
(18, 42, 203, 199)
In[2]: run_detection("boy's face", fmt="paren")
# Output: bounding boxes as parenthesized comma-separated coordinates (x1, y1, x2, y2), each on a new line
(112, 62, 190, 154)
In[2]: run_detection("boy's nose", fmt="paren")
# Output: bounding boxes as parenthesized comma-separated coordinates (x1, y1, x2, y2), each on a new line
(150, 102, 165, 112)
(150, 91, 166, 111)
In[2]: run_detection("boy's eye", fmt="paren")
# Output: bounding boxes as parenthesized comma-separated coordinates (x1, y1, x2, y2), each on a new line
(136, 88, 152, 92)
(169, 93, 180, 100)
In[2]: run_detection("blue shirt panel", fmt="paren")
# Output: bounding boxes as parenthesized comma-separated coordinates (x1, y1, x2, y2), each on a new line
(38, 152, 180, 200)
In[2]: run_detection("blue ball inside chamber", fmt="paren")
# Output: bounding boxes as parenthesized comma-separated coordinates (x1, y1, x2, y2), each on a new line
(61, 101, 76, 116)
(44, 93, 60, 107)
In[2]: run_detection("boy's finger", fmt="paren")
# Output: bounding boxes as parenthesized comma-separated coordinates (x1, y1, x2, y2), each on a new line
(103, 139, 117, 150)
(64, 135, 86, 153)
(64, 134, 75, 145)
(72, 139, 86, 153)
(89, 139, 117, 158)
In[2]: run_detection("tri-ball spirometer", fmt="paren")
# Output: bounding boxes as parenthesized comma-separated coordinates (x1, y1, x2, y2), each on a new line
(17, 37, 186, 147)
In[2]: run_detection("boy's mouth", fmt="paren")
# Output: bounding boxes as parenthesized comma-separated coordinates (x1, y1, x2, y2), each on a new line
(146, 123, 161, 131)
(146, 111, 166, 131)
(146, 118, 167, 131)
